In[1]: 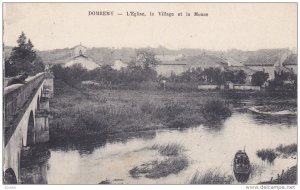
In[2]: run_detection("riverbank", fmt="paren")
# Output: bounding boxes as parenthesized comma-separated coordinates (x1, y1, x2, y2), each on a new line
(49, 79, 297, 144)
(260, 165, 297, 184)
(49, 79, 230, 142)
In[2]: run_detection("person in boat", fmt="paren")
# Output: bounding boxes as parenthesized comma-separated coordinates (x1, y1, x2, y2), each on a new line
(7, 73, 28, 86)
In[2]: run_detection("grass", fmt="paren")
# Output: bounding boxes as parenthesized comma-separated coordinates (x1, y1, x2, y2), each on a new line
(50, 79, 227, 141)
(256, 144, 297, 163)
(256, 149, 277, 163)
(129, 156, 188, 179)
(250, 163, 265, 177)
(188, 170, 234, 184)
(260, 165, 297, 184)
(202, 100, 232, 123)
(151, 143, 184, 156)
(276, 144, 297, 156)
(129, 142, 188, 179)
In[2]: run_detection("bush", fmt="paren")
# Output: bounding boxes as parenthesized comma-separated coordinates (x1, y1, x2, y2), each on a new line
(154, 102, 185, 126)
(140, 101, 156, 114)
(251, 71, 269, 86)
(202, 100, 231, 123)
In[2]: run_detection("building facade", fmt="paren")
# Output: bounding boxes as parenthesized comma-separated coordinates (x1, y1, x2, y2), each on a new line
(64, 44, 99, 70)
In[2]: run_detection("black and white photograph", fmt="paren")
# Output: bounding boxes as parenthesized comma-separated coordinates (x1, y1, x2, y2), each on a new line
(2, 2, 298, 187)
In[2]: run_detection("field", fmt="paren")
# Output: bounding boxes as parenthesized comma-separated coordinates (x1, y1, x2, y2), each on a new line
(49, 79, 230, 142)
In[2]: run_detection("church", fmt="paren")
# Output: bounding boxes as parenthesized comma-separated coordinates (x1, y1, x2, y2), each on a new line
(64, 44, 99, 70)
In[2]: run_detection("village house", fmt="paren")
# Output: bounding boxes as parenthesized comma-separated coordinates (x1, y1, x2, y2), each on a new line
(64, 44, 99, 70)
(282, 54, 297, 74)
(243, 63, 276, 80)
(112, 59, 128, 70)
(155, 54, 185, 62)
(243, 49, 292, 80)
(155, 54, 188, 77)
(155, 63, 188, 77)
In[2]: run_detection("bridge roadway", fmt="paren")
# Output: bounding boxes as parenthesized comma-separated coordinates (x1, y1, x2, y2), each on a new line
(3, 72, 54, 184)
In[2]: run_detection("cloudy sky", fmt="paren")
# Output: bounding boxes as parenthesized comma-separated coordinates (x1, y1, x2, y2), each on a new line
(3, 3, 297, 51)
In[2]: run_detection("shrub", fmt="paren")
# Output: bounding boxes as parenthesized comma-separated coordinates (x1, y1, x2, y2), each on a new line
(154, 102, 184, 122)
(140, 101, 156, 114)
(202, 100, 231, 123)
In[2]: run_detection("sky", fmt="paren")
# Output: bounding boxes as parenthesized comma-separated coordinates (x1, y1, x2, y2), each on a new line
(3, 3, 297, 51)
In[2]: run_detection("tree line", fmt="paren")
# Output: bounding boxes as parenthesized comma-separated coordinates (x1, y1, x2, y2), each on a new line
(53, 53, 296, 91)
(5, 32, 296, 91)
(52, 49, 158, 89)
(160, 67, 248, 85)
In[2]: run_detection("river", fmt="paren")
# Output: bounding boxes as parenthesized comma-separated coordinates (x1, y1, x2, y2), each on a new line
(20, 97, 297, 184)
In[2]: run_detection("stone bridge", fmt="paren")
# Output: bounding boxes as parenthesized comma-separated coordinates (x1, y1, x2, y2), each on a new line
(3, 72, 54, 184)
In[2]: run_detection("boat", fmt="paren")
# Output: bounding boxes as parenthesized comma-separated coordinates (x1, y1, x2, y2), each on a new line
(249, 106, 297, 116)
(233, 150, 251, 182)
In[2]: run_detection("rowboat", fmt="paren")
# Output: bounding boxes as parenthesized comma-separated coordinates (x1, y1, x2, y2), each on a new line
(233, 150, 251, 182)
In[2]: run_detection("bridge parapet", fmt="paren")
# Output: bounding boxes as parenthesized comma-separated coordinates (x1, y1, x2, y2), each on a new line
(3, 72, 54, 183)
(4, 73, 45, 134)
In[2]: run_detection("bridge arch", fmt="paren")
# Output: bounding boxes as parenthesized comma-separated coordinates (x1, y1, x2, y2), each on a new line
(3, 168, 17, 184)
(37, 96, 40, 110)
(26, 111, 35, 146)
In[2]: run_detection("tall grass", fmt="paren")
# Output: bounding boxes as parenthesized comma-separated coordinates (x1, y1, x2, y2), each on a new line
(129, 156, 188, 179)
(256, 149, 277, 163)
(276, 144, 297, 156)
(250, 163, 265, 177)
(50, 79, 225, 141)
(188, 170, 234, 184)
(151, 143, 184, 156)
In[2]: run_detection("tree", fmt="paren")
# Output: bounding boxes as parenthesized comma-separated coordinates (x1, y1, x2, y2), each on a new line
(52, 64, 87, 87)
(269, 70, 297, 90)
(17, 32, 27, 48)
(135, 48, 159, 69)
(32, 56, 45, 74)
(203, 67, 225, 85)
(234, 70, 247, 84)
(251, 71, 269, 86)
(4, 58, 17, 77)
(223, 70, 235, 83)
(8, 32, 37, 75)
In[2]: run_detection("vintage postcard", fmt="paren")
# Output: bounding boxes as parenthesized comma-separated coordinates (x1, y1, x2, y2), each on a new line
(2, 2, 297, 186)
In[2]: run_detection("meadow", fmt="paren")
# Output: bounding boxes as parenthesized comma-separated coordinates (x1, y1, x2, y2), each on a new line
(49, 79, 231, 142)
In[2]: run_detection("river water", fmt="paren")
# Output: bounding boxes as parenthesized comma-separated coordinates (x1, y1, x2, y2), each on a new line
(21, 98, 297, 184)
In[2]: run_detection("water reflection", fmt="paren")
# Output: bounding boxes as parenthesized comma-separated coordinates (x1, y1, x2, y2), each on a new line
(49, 130, 157, 155)
(250, 114, 296, 126)
(20, 146, 50, 184)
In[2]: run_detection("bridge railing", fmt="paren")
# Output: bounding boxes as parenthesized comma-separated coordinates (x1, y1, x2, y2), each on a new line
(4, 73, 45, 131)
